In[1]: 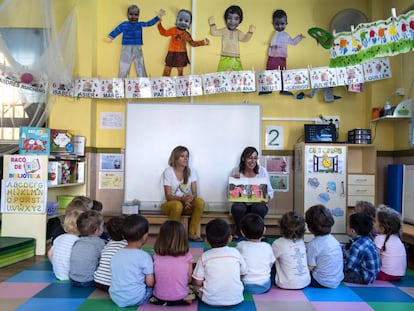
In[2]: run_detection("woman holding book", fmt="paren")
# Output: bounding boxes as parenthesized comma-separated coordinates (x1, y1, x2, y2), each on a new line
(161, 146, 205, 242)
(230, 146, 274, 240)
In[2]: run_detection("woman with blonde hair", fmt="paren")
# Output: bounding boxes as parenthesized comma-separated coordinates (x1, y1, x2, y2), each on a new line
(161, 146, 205, 241)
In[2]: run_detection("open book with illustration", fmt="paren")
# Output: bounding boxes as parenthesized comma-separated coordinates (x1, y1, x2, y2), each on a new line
(228, 177, 269, 202)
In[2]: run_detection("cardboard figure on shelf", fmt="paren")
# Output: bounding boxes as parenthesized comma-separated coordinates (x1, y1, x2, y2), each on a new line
(209, 5, 255, 72)
(106, 5, 165, 78)
(158, 9, 209, 77)
(260, 9, 304, 96)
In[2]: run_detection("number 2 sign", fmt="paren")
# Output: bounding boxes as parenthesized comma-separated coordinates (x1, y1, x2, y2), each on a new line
(265, 126, 283, 150)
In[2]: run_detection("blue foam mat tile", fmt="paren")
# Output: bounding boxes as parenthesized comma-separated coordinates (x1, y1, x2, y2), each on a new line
(303, 285, 363, 302)
(33, 282, 95, 298)
(350, 286, 414, 303)
(15, 298, 86, 311)
(6, 270, 56, 283)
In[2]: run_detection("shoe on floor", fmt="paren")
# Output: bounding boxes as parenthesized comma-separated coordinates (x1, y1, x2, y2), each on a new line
(188, 234, 203, 242)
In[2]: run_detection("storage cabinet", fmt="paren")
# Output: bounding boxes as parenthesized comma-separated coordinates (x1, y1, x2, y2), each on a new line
(294, 143, 376, 238)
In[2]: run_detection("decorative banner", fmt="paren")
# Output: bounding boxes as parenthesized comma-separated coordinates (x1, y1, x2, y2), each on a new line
(309, 66, 338, 89)
(283, 69, 310, 91)
(228, 70, 256, 92)
(330, 10, 414, 67)
(151, 77, 176, 98)
(96, 78, 124, 99)
(175, 75, 203, 97)
(336, 64, 364, 85)
(362, 57, 392, 82)
(74, 78, 99, 98)
(202, 72, 229, 94)
(50, 81, 74, 97)
(125, 78, 152, 98)
(256, 70, 282, 92)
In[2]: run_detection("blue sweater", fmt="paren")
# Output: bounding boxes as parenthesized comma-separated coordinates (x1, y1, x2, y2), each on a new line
(108, 16, 159, 45)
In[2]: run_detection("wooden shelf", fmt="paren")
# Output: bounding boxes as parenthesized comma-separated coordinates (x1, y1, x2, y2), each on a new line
(371, 116, 411, 122)
(48, 182, 84, 188)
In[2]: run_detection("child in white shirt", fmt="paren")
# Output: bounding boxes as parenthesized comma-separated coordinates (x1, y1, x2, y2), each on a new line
(192, 218, 247, 306)
(237, 213, 275, 294)
(272, 211, 310, 289)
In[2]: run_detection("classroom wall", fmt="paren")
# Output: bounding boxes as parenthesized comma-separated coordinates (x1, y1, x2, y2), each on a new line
(45, 0, 414, 212)
(47, 0, 414, 152)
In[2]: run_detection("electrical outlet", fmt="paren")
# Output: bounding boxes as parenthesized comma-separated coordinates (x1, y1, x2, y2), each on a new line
(315, 115, 340, 129)
(396, 88, 405, 96)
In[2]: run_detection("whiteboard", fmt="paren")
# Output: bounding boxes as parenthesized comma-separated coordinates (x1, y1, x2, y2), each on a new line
(124, 103, 261, 211)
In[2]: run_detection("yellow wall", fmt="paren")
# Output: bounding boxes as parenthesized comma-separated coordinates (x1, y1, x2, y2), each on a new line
(47, 0, 414, 151)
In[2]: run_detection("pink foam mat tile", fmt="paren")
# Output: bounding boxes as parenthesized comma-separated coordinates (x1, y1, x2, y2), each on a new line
(253, 287, 309, 302)
(311, 301, 375, 311)
(0, 282, 50, 298)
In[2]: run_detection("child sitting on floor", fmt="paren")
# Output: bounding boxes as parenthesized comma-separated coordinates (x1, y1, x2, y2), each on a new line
(374, 205, 407, 281)
(272, 211, 310, 289)
(237, 213, 275, 294)
(69, 210, 105, 287)
(150, 220, 194, 306)
(343, 212, 380, 284)
(192, 218, 247, 306)
(109, 215, 154, 307)
(94, 216, 127, 291)
(305, 204, 344, 288)
(48, 208, 84, 280)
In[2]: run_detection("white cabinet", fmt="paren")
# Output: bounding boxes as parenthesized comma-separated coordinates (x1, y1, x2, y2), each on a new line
(347, 174, 375, 206)
(294, 143, 377, 236)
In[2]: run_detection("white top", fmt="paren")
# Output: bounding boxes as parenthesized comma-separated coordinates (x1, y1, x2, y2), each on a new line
(230, 165, 274, 200)
(192, 246, 247, 306)
(374, 234, 407, 276)
(94, 240, 128, 286)
(50, 233, 79, 280)
(162, 166, 198, 197)
(306, 234, 344, 288)
(237, 240, 275, 285)
(272, 237, 310, 289)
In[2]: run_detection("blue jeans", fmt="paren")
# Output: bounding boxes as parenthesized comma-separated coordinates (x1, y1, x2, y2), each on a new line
(243, 278, 271, 294)
(70, 279, 95, 288)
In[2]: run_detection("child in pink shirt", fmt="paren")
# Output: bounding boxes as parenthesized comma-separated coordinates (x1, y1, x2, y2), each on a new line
(150, 220, 194, 306)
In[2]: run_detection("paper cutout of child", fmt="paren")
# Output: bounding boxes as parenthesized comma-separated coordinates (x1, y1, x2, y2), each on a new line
(158, 9, 209, 77)
(261, 9, 304, 95)
(106, 5, 165, 78)
(209, 5, 255, 72)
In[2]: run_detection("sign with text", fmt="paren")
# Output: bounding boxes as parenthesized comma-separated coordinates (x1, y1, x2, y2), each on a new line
(1, 179, 47, 214)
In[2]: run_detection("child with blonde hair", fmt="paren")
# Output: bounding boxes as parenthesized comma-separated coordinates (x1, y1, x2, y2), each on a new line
(374, 205, 407, 281)
(272, 211, 310, 289)
(150, 220, 194, 306)
(48, 209, 84, 280)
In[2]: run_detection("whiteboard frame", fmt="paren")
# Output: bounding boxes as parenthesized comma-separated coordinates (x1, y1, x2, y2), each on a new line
(124, 102, 261, 212)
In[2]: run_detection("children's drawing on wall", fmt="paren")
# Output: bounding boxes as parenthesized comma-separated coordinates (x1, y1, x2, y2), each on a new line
(209, 5, 255, 72)
(264, 156, 289, 173)
(260, 9, 304, 96)
(269, 174, 289, 192)
(158, 9, 209, 77)
(106, 5, 165, 78)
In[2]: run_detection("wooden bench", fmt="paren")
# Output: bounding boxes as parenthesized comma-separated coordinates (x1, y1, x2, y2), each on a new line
(402, 223, 414, 246)
(137, 212, 282, 237)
